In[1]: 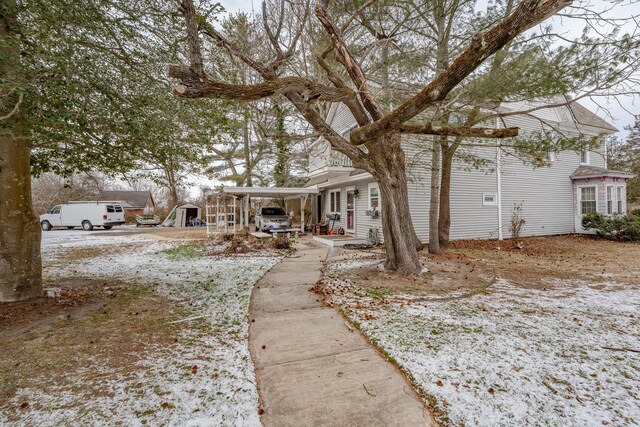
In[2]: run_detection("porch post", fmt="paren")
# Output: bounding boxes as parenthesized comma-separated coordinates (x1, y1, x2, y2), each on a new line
(301, 195, 307, 231)
(239, 196, 243, 230)
(216, 196, 220, 234)
(245, 196, 250, 227)
(233, 196, 237, 233)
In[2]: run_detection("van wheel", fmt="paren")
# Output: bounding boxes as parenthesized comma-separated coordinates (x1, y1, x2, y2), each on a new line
(103, 225, 113, 230)
(41, 221, 52, 231)
(82, 221, 93, 231)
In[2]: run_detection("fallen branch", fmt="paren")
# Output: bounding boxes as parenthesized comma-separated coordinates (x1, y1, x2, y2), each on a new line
(168, 315, 207, 324)
(363, 383, 376, 396)
(601, 346, 640, 353)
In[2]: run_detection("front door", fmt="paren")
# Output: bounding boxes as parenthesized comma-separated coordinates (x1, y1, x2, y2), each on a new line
(346, 190, 356, 233)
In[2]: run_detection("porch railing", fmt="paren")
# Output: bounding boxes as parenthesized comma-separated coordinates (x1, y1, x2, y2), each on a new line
(328, 151, 353, 168)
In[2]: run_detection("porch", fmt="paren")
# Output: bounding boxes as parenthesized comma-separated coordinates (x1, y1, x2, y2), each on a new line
(312, 234, 369, 247)
(204, 187, 319, 238)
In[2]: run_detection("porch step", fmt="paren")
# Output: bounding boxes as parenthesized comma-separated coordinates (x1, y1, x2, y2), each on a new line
(313, 235, 369, 247)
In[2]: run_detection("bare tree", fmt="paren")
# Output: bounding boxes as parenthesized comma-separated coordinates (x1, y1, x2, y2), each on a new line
(170, 0, 575, 274)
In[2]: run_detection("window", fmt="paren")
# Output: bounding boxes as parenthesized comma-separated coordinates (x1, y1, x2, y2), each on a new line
(483, 194, 497, 206)
(107, 205, 115, 213)
(606, 186, 614, 215)
(368, 183, 379, 210)
(580, 186, 597, 215)
(261, 207, 286, 216)
(580, 151, 589, 165)
(114, 205, 123, 213)
(51, 206, 61, 214)
(329, 190, 341, 213)
(617, 186, 624, 213)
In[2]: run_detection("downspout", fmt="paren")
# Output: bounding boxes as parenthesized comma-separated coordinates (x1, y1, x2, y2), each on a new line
(496, 119, 503, 241)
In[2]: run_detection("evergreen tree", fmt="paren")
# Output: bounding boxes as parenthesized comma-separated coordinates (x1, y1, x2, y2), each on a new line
(608, 116, 640, 206)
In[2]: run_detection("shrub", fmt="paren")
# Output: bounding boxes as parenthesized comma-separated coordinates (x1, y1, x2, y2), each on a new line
(510, 203, 526, 248)
(582, 212, 640, 241)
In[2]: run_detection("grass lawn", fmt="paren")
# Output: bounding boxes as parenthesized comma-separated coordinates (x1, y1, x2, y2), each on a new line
(0, 231, 279, 426)
(319, 235, 640, 427)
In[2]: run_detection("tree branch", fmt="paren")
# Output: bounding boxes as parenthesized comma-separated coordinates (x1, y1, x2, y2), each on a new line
(179, 0, 205, 79)
(341, 0, 376, 32)
(399, 124, 518, 138)
(316, 55, 370, 126)
(0, 92, 23, 121)
(350, 0, 573, 144)
(315, 5, 385, 121)
(284, 91, 366, 167)
(168, 64, 355, 102)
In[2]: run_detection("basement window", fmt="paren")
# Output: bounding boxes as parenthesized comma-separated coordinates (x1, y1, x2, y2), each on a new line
(483, 194, 497, 206)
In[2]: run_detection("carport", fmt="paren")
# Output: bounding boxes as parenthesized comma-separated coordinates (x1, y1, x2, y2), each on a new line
(205, 187, 319, 237)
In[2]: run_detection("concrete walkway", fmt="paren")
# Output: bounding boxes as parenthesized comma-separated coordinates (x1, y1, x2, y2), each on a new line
(248, 246, 435, 426)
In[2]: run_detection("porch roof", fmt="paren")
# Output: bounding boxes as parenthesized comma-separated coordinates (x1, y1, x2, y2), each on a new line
(570, 165, 635, 180)
(222, 186, 319, 200)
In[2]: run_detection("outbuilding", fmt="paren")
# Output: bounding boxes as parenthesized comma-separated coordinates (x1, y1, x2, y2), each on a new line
(162, 203, 202, 227)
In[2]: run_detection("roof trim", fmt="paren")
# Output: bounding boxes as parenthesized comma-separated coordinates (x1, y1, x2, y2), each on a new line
(222, 186, 319, 198)
(570, 165, 635, 180)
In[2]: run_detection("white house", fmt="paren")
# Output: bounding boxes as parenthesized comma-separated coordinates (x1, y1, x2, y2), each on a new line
(304, 100, 634, 243)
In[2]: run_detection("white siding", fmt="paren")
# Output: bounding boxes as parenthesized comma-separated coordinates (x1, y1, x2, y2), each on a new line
(499, 151, 576, 238)
(315, 99, 614, 242)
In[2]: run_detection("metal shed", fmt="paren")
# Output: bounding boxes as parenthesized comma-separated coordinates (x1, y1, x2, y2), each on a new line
(162, 203, 202, 228)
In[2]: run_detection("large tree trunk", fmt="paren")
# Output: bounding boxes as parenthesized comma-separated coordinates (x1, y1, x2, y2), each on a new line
(242, 107, 253, 187)
(0, 132, 42, 302)
(166, 168, 179, 208)
(429, 139, 441, 254)
(438, 146, 454, 248)
(367, 135, 423, 275)
(0, 0, 42, 302)
(273, 98, 290, 187)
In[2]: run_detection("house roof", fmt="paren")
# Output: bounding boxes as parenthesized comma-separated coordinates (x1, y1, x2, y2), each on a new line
(98, 191, 154, 208)
(567, 103, 618, 133)
(570, 165, 634, 180)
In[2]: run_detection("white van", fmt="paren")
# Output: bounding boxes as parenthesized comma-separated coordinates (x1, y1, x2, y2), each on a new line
(40, 202, 126, 231)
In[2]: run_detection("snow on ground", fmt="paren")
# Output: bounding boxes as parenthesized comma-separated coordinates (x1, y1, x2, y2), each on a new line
(324, 265, 640, 427)
(10, 231, 279, 427)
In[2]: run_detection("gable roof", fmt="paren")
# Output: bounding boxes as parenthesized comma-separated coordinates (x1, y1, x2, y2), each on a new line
(98, 191, 154, 208)
(567, 103, 618, 133)
(570, 165, 634, 180)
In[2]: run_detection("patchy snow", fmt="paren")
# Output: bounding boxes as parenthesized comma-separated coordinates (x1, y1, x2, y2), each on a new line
(7, 232, 279, 427)
(323, 274, 640, 427)
(329, 258, 385, 271)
